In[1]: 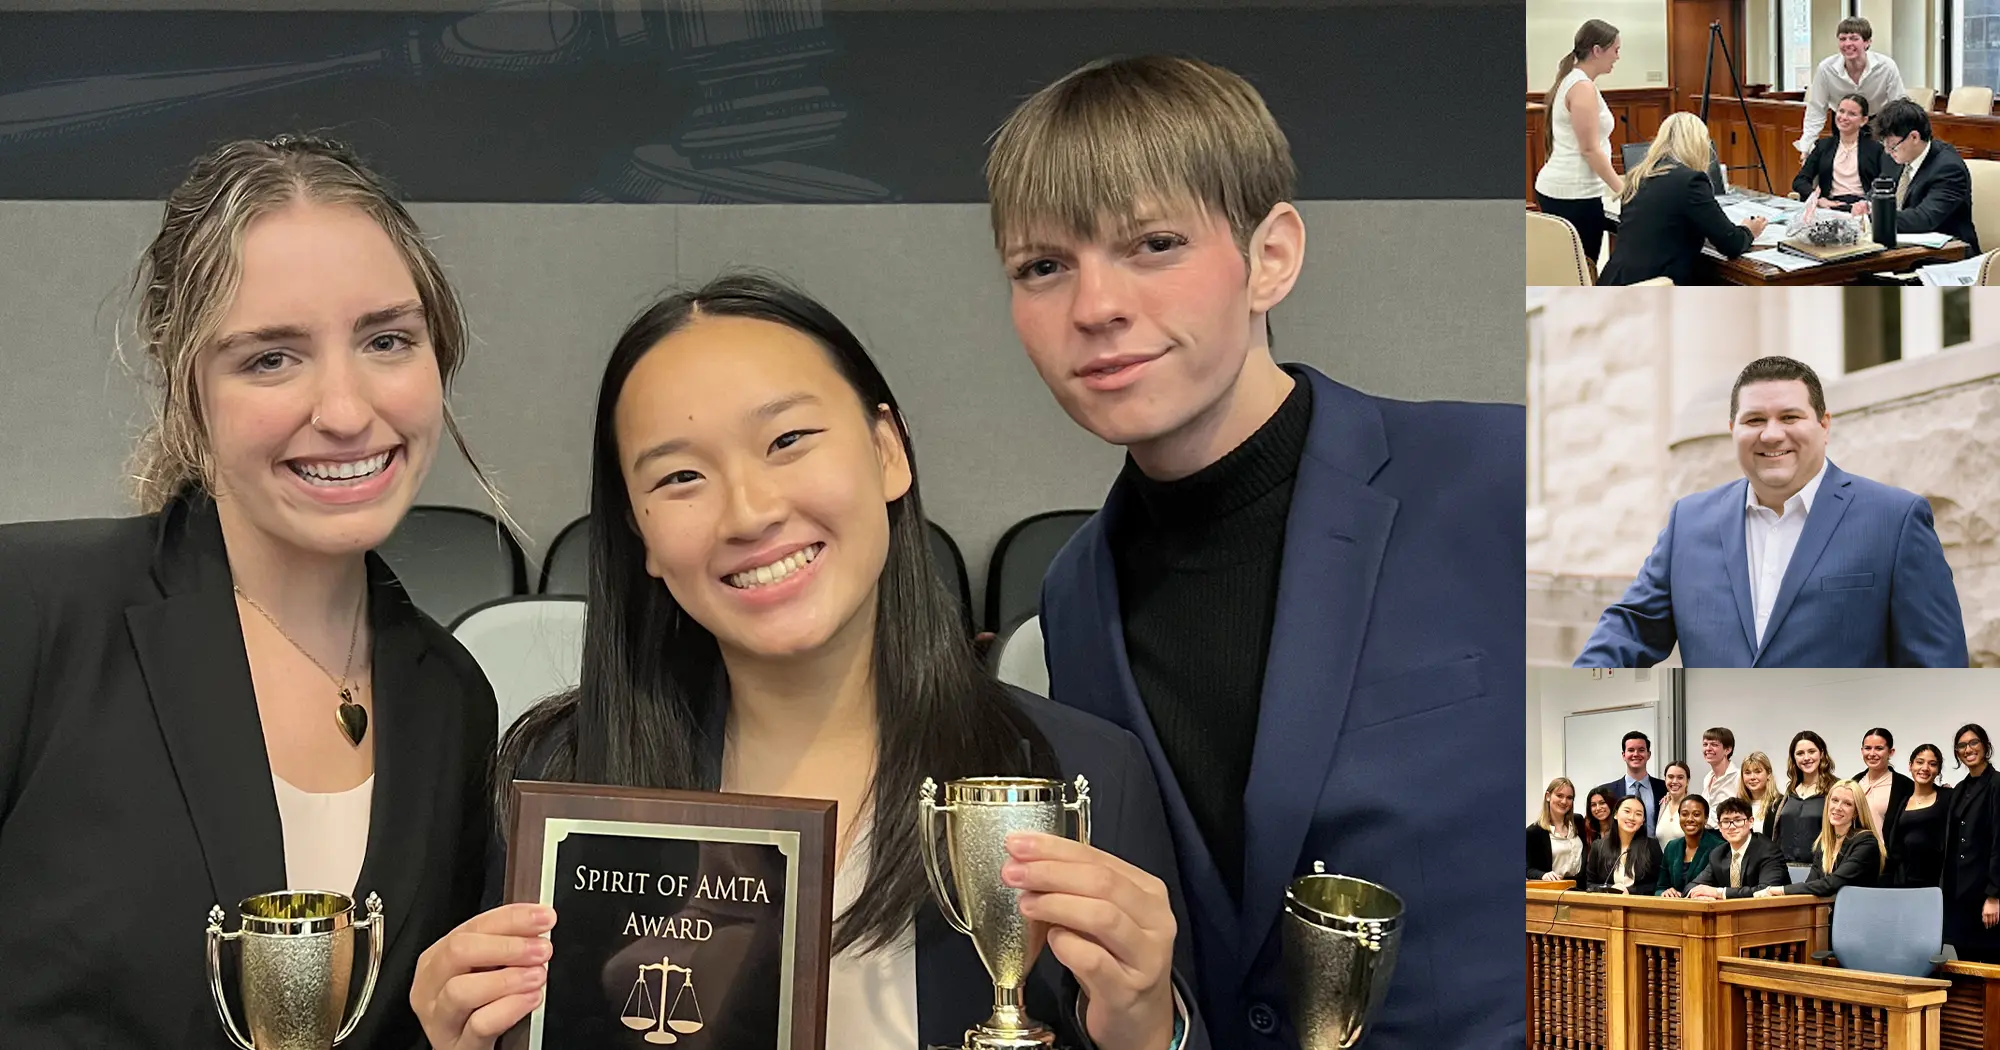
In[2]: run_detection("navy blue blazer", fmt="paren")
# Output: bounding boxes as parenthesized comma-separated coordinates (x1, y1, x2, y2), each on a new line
(1575, 460, 1966, 668)
(1040, 365, 1525, 1050)
(495, 688, 1210, 1050)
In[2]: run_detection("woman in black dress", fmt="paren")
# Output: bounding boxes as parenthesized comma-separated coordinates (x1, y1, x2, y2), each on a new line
(1943, 725, 2000, 962)
(1887, 743, 1951, 888)
(1775, 731, 1837, 865)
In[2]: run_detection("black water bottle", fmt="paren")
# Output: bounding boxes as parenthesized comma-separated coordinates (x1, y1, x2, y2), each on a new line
(1869, 176, 1898, 248)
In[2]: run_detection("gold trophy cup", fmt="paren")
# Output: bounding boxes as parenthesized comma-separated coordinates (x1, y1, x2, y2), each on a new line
(919, 775, 1091, 1050)
(1283, 862, 1404, 1050)
(205, 890, 385, 1050)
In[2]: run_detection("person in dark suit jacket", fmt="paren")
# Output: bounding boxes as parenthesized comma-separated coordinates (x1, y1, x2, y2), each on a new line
(1584, 797, 1665, 894)
(1688, 798, 1794, 898)
(0, 135, 499, 1050)
(1942, 726, 2000, 963)
(1858, 728, 1917, 849)
(1593, 731, 1670, 832)
(1763, 781, 1886, 897)
(1600, 111, 1762, 285)
(1793, 93, 1893, 204)
(1857, 99, 1981, 253)
(1886, 744, 1952, 888)
(1528, 777, 1591, 880)
(1578, 356, 1966, 668)
(410, 275, 1211, 1050)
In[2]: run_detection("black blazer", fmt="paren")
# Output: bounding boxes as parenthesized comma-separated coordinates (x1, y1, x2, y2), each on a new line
(497, 688, 1211, 1050)
(1943, 768, 2000, 957)
(0, 492, 497, 1049)
(1792, 133, 1891, 200)
(1527, 818, 1589, 879)
(1583, 834, 1664, 896)
(1783, 830, 1884, 896)
(1897, 140, 1981, 253)
(1600, 164, 1757, 286)
(1688, 836, 1792, 898)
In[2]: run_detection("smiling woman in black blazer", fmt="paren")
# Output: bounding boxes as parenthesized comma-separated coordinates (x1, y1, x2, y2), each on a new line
(1584, 797, 1664, 895)
(1943, 725, 2000, 963)
(1793, 93, 1892, 204)
(1599, 112, 1763, 286)
(0, 136, 496, 1049)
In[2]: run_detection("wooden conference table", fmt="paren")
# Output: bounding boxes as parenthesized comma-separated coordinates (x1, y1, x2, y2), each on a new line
(1525, 883, 2000, 1050)
(1602, 190, 1969, 286)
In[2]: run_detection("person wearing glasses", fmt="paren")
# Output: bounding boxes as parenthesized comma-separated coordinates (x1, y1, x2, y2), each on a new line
(1852, 99, 1981, 253)
(1943, 725, 2000, 962)
(1687, 797, 1791, 899)
(1885, 743, 1952, 889)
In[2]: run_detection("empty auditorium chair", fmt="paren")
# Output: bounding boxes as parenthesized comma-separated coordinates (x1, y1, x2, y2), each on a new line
(1808, 886, 1950, 978)
(1947, 85, 1995, 117)
(988, 614, 1048, 696)
(1526, 210, 1593, 286)
(450, 596, 587, 734)
(984, 510, 1093, 634)
(1907, 85, 1937, 108)
(1965, 159, 2000, 254)
(374, 505, 527, 626)
(926, 520, 975, 637)
(540, 514, 592, 595)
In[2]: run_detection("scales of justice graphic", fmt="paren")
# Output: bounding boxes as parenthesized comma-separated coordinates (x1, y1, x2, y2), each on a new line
(619, 955, 706, 1044)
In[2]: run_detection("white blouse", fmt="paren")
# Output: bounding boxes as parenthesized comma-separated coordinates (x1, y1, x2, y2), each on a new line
(1548, 825, 1585, 878)
(272, 773, 373, 898)
(825, 827, 920, 1047)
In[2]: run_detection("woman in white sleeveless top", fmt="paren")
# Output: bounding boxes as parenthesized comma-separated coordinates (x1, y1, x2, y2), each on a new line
(1536, 19, 1625, 267)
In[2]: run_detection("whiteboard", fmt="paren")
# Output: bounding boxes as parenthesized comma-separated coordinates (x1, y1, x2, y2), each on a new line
(1683, 670, 1997, 789)
(1564, 703, 1660, 803)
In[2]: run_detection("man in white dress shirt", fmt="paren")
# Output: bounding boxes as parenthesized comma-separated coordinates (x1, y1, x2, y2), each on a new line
(1577, 356, 1966, 667)
(1700, 727, 1740, 827)
(1797, 18, 1906, 156)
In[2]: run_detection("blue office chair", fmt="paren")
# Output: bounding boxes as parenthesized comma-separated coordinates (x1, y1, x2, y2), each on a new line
(1809, 886, 1953, 977)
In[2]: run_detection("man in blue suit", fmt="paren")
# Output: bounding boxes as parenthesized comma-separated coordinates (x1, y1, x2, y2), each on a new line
(985, 55, 1524, 1050)
(1577, 355, 1965, 668)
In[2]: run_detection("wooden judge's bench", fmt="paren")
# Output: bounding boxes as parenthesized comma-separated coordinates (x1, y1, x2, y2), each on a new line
(1525, 883, 2000, 1050)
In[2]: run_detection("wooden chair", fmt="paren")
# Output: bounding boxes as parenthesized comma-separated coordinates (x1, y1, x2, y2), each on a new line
(1526, 210, 1593, 286)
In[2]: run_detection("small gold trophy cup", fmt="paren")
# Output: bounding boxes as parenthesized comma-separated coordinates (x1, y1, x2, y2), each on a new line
(919, 775, 1091, 1050)
(1283, 862, 1404, 1050)
(205, 890, 386, 1050)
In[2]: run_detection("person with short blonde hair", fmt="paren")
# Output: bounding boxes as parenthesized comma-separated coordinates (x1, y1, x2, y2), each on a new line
(0, 134, 500, 1048)
(991, 53, 1522, 1050)
(1597, 112, 1762, 285)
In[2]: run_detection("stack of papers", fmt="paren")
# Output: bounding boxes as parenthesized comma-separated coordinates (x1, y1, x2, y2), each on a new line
(1899, 231, 1957, 249)
(1741, 248, 1823, 272)
(1914, 254, 1988, 286)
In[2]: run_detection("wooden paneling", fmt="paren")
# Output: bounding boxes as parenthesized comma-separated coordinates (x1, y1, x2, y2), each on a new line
(1669, 0, 1745, 104)
(1716, 958, 1950, 1050)
(1526, 87, 1675, 201)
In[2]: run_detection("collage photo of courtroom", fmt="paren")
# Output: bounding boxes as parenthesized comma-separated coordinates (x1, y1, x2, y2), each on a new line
(1528, 3, 2000, 1047)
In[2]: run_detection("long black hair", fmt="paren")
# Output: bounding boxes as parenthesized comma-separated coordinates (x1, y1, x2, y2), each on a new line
(498, 270, 1058, 954)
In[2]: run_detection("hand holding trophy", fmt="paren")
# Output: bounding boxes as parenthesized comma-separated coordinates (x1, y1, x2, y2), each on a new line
(205, 890, 385, 1050)
(1282, 862, 1405, 1050)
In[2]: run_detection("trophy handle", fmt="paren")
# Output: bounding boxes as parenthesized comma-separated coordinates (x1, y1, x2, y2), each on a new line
(918, 778, 973, 936)
(333, 892, 387, 1045)
(1067, 775, 1092, 847)
(205, 905, 256, 1050)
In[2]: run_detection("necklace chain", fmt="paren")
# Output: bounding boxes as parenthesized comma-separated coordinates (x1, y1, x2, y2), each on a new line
(233, 585, 364, 699)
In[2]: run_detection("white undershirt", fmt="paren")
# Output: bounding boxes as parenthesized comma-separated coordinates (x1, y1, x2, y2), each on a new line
(1745, 463, 1827, 647)
(825, 826, 920, 1047)
(1704, 765, 1740, 828)
(272, 773, 373, 897)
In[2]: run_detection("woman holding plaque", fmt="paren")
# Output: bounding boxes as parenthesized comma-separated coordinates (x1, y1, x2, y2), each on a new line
(0, 136, 498, 1048)
(412, 272, 1206, 1050)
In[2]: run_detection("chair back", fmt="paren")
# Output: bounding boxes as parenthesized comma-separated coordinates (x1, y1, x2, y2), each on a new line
(451, 597, 587, 735)
(925, 520, 974, 637)
(1527, 211, 1593, 286)
(1979, 250, 2000, 285)
(1907, 85, 1937, 108)
(989, 614, 1048, 696)
(539, 514, 592, 595)
(1964, 159, 2000, 254)
(375, 505, 526, 625)
(1827, 886, 1945, 977)
(1947, 85, 1995, 117)
(983, 510, 1093, 632)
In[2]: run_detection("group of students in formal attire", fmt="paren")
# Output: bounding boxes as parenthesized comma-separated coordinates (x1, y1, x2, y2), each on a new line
(1535, 17, 1979, 285)
(1529, 724, 2000, 961)
(0, 50, 1524, 1050)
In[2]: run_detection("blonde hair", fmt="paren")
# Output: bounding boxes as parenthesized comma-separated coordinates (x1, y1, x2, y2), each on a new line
(125, 134, 496, 514)
(1538, 776, 1578, 831)
(1737, 752, 1779, 804)
(985, 54, 1296, 255)
(1816, 780, 1886, 875)
(1620, 112, 1714, 204)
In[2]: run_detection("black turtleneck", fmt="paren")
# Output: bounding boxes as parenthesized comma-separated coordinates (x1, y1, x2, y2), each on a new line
(1110, 375, 1312, 903)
